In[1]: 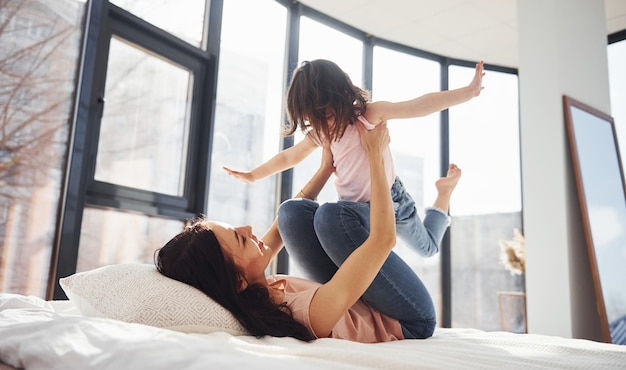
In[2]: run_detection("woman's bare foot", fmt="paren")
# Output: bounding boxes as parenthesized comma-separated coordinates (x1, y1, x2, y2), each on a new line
(433, 164, 462, 212)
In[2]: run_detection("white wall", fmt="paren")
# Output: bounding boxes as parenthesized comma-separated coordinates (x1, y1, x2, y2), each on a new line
(518, 0, 610, 341)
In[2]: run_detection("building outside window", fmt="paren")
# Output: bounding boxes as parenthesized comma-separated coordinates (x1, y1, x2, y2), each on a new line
(0, 0, 86, 297)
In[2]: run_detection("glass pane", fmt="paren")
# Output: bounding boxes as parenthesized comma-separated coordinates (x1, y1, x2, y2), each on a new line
(448, 66, 523, 331)
(291, 16, 364, 206)
(449, 66, 521, 216)
(286, 17, 364, 277)
(95, 37, 191, 196)
(0, 0, 86, 297)
(608, 40, 626, 167)
(299, 17, 363, 86)
(372, 46, 442, 324)
(110, 0, 206, 48)
(77, 208, 183, 272)
(207, 0, 286, 231)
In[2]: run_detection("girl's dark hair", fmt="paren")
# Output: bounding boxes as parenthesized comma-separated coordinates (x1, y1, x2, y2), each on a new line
(154, 219, 315, 341)
(285, 59, 370, 144)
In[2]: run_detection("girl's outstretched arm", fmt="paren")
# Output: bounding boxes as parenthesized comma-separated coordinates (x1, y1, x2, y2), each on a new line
(308, 123, 396, 338)
(364, 61, 484, 124)
(261, 142, 335, 260)
(223, 133, 318, 183)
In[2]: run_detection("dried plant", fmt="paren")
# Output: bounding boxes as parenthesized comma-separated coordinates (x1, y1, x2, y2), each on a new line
(498, 228, 525, 275)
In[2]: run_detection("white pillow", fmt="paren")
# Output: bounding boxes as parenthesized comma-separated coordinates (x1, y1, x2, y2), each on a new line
(59, 263, 248, 335)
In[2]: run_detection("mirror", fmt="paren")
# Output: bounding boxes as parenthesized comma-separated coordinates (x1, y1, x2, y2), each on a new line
(563, 95, 626, 345)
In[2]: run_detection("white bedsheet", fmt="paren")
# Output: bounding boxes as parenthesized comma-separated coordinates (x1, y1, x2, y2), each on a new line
(1, 294, 626, 370)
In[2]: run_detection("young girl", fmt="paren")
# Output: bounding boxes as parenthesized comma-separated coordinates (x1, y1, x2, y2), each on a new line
(224, 59, 482, 258)
(157, 124, 463, 342)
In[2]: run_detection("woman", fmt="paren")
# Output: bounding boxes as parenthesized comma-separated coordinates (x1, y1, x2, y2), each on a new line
(155, 123, 461, 342)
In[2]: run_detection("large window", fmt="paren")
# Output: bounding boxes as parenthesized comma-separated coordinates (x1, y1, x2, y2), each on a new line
(206, 0, 287, 232)
(0, 0, 526, 333)
(371, 46, 443, 322)
(77, 209, 183, 272)
(94, 36, 192, 196)
(287, 15, 364, 277)
(0, 0, 86, 296)
(292, 15, 364, 204)
(449, 66, 522, 330)
(71, 4, 208, 278)
(110, 0, 207, 48)
(51, 0, 217, 298)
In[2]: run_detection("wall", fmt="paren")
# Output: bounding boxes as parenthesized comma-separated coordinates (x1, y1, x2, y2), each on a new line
(518, 0, 609, 341)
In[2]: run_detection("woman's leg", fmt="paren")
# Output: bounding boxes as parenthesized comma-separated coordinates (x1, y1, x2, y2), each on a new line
(312, 166, 462, 338)
(276, 198, 337, 284)
(313, 200, 437, 339)
(392, 177, 450, 258)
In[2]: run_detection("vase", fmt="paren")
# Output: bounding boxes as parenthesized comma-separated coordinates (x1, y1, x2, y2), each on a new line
(497, 291, 527, 333)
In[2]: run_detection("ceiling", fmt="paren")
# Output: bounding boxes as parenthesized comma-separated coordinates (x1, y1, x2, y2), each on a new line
(298, 0, 626, 69)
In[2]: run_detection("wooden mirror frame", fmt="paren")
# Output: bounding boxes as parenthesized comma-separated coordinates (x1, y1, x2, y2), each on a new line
(563, 95, 626, 345)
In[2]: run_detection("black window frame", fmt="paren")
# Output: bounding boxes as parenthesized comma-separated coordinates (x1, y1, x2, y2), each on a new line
(49, 0, 523, 331)
(50, 0, 223, 299)
(85, 6, 208, 219)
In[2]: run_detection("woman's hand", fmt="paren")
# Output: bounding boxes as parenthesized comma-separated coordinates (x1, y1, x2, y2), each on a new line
(357, 122, 390, 156)
(308, 121, 395, 338)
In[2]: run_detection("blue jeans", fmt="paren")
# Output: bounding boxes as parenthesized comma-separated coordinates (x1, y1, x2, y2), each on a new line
(391, 177, 450, 257)
(277, 194, 449, 339)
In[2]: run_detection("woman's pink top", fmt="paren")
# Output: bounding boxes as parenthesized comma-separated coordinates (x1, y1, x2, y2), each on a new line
(269, 275, 404, 343)
(330, 116, 396, 202)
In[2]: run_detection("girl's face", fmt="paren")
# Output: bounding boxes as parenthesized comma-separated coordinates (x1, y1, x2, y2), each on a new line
(206, 221, 270, 285)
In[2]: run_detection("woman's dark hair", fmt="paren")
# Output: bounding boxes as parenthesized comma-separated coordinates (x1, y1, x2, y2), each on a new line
(154, 219, 315, 341)
(285, 59, 369, 144)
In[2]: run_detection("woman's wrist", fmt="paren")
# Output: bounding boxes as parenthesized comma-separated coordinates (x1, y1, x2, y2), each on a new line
(318, 166, 335, 178)
(297, 188, 316, 201)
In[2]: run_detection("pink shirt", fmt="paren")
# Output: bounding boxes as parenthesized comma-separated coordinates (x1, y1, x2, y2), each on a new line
(269, 275, 404, 343)
(330, 116, 396, 202)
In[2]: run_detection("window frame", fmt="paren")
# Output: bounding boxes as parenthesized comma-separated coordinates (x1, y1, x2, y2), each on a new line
(49, 0, 523, 332)
(50, 0, 223, 299)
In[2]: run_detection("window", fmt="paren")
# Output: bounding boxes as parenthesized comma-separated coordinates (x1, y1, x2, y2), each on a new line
(53, 1, 216, 297)
(110, 0, 207, 48)
(206, 0, 287, 232)
(77, 209, 183, 271)
(95, 37, 192, 196)
(0, 0, 86, 296)
(448, 65, 522, 330)
(287, 15, 364, 277)
(290, 15, 364, 206)
(2, 1, 526, 334)
(371, 46, 443, 321)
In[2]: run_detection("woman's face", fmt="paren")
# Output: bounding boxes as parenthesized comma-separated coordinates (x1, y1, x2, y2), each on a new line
(206, 221, 270, 284)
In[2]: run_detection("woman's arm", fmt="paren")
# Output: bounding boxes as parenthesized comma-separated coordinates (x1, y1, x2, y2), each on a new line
(308, 123, 396, 338)
(223, 133, 318, 183)
(261, 143, 335, 260)
(364, 61, 484, 124)
(293, 141, 334, 201)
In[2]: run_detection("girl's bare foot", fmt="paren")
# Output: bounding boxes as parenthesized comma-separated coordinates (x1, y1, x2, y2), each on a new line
(432, 164, 461, 212)
(435, 164, 462, 195)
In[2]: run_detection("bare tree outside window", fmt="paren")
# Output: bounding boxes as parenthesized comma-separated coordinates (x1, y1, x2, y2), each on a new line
(0, 0, 85, 297)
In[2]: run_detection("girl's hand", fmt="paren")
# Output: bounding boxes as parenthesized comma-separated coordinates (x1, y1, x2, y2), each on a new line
(223, 166, 255, 183)
(469, 61, 485, 97)
(357, 122, 390, 155)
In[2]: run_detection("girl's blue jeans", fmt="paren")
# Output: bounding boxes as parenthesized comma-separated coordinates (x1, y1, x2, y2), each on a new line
(390, 177, 450, 257)
(277, 180, 449, 339)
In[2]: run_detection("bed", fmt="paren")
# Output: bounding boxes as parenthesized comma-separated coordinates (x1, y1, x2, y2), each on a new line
(2, 264, 626, 370)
